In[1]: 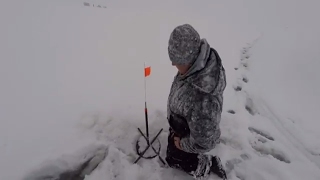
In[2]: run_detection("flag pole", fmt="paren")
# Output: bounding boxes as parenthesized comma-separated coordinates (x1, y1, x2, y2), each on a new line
(134, 63, 166, 165)
(144, 62, 149, 140)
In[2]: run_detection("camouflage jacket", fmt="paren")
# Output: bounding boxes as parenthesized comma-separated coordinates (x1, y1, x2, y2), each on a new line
(167, 39, 226, 154)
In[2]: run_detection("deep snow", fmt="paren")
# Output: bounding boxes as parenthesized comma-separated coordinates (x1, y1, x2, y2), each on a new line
(1, 0, 320, 180)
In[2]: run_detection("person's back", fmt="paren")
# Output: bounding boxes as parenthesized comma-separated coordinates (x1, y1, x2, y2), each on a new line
(165, 24, 227, 180)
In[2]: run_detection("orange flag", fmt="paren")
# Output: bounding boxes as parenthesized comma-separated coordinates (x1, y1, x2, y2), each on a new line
(144, 66, 151, 77)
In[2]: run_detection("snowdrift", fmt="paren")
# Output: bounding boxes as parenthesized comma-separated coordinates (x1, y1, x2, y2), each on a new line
(1, 0, 320, 180)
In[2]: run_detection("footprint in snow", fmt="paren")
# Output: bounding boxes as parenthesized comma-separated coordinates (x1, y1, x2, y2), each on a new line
(242, 62, 249, 68)
(240, 153, 250, 160)
(257, 136, 267, 143)
(249, 130, 290, 164)
(241, 54, 250, 61)
(224, 153, 251, 177)
(226, 158, 242, 174)
(248, 127, 274, 141)
(234, 86, 242, 92)
(250, 143, 291, 164)
(245, 97, 258, 115)
(242, 77, 248, 83)
(239, 43, 255, 70)
(309, 150, 320, 156)
(227, 110, 236, 114)
(219, 137, 243, 150)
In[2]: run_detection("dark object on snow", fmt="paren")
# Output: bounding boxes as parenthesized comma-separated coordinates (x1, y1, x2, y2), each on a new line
(245, 105, 255, 115)
(234, 86, 242, 91)
(242, 77, 248, 83)
(23, 145, 108, 180)
(83, 2, 90, 6)
(165, 128, 227, 179)
(227, 110, 236, 114)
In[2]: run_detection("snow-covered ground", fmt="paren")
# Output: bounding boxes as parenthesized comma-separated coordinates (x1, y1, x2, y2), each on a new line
(1, 0, 320, 179)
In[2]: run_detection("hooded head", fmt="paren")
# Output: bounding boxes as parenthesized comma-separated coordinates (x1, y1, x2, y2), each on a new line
(168, 24, 201, 66)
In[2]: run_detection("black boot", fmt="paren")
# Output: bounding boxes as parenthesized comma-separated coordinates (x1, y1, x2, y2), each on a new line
(210, 156, 227, 179)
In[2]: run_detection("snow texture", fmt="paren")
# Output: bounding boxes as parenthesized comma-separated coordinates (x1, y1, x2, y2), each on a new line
(23, 144, 108, 180)
(1, 0, 320, 180)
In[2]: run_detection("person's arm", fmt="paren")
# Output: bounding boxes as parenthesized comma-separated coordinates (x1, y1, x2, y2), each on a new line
(179, 96, 221, 154)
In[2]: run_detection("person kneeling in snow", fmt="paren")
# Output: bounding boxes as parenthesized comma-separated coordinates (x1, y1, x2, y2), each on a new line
(166, 24, 227, 180)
